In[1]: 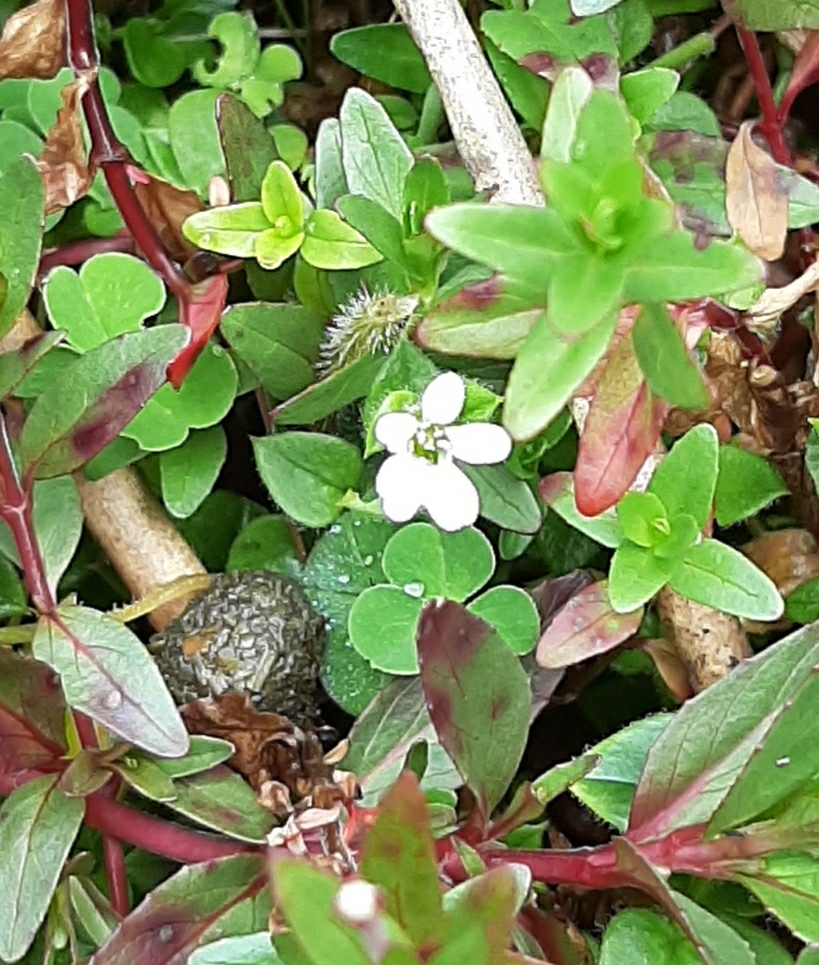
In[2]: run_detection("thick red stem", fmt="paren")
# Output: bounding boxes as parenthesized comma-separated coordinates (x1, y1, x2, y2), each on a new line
(0, 418, 54, 612)
(84, 795, 258, 864)
(103, 833, 129, 917)
(63, 0, 188, 300)
(734, 27, 791, 166)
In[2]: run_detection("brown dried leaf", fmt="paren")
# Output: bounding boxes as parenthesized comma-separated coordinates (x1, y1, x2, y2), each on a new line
(0, 0, 66, 80)
(640, 637, 693, 702)
(741, 528, 819, 597)
(130, 167, 205, 264)
(37, 78, 94, 214)
(725, 121, 788, 261)
(180, 693, 339, 802)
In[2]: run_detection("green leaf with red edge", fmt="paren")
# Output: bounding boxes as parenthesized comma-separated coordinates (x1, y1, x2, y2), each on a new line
(0, 648, 66, 777)
(88, 855, 268, 965)
(32, 604, 189, 758)
(165, 766, 274, 842)
(628, 620, 819, 838)
(20, 325, 187, 478)
(573, 327, 667, 517)
(360, 771, 443, 946)
(0, 331, 64, 402)
(0, 775, 85, 963)
(415, 281, 541, 360)
(417, 600, 530, 819)
(536, 579, 644, 669)
(216, 93, 280, 202)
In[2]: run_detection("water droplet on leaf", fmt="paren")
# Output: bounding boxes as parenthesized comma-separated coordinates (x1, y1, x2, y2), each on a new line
(403, 582, 425, 598)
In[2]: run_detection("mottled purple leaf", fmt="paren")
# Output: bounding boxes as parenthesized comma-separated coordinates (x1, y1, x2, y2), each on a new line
(536, 580, 644, 669)
(165, 766, 274, 842)
(32, 604, 189, 758)
(216, 93, 279, 202)
(0, 649, 65, 784)
(0, 330, 65, 401)
(360, 771, 443, 946)
(89, 855, 268, 965)
(417, 600, 530, 820)
(20, 325, 187, 478)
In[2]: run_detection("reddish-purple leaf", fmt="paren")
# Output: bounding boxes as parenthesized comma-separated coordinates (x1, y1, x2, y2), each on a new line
(167, 274, 229, 389)
(20, 326, 187, 478)
(360, 771, 443, 946)
(574, 333, 667, 517)
(32, 604, 189, 758)
(0, 649, 65, 790)
(779, 31, 819, 124)
(536, 580, 644, 669)
(417, 600, 530, 820)
(414, 278, 540, 360)
(88, 855, 267, 965)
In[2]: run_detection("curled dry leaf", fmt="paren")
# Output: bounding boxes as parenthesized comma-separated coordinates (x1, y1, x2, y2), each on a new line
(129, 166, 205, 265)
(0, 0, 66, 80)
(741, 528, 819, 598)
(37, 78, 94, 214)
(725, 121, 788, 262)
(640, 637, 693, 702)
(180, 693, 343, 805)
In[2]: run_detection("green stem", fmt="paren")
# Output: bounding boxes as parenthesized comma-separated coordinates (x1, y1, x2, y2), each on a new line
(647, 32, 716, 71)
(417, 83, 445, 147)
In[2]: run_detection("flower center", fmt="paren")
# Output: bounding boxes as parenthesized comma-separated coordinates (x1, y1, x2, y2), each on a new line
(410, 422, 452, 464)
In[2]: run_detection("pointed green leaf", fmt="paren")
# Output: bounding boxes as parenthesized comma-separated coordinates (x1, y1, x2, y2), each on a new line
(647, 424, 718, 529)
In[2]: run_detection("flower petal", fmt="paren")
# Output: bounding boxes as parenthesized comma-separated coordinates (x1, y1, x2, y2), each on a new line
(376, 454, 425, 523)
(375, 411, 417, 453)
(421, 460, 480, 532)
(447, 423, 513, 465)
(421, 371, 465, 426)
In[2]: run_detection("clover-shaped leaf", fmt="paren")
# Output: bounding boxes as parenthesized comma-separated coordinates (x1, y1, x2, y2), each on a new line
(122, 342, 238, 451)
(43, 253, 166, 352)
(382, 523, 494, 601)
(193, 11, 261, 90)
(349, 524, 496, 674)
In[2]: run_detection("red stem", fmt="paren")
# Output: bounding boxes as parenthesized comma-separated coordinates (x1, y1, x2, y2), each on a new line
(84, 795, 258, 864)
(0, 418, 54, 612)
(39, 232, 135, 277)
(103, 833, 129, 917)
(734, 27, 791, 166)
(63, 0, 189, 300)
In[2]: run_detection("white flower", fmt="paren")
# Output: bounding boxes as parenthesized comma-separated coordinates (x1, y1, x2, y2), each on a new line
(374, 371, 512, 532)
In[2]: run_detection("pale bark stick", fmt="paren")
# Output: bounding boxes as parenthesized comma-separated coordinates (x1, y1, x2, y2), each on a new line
(1, 311, 205, 630)
(393, 0, 543, 206)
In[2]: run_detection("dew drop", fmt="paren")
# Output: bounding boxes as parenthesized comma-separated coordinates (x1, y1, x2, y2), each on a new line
(329, 525, 341, 535)
(337, 574, 351, 585)
(363, 555, 373, 566)
(103, 690, 122, 710)
(403, 582, 425, 598)
(776, 756, 790, 767)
